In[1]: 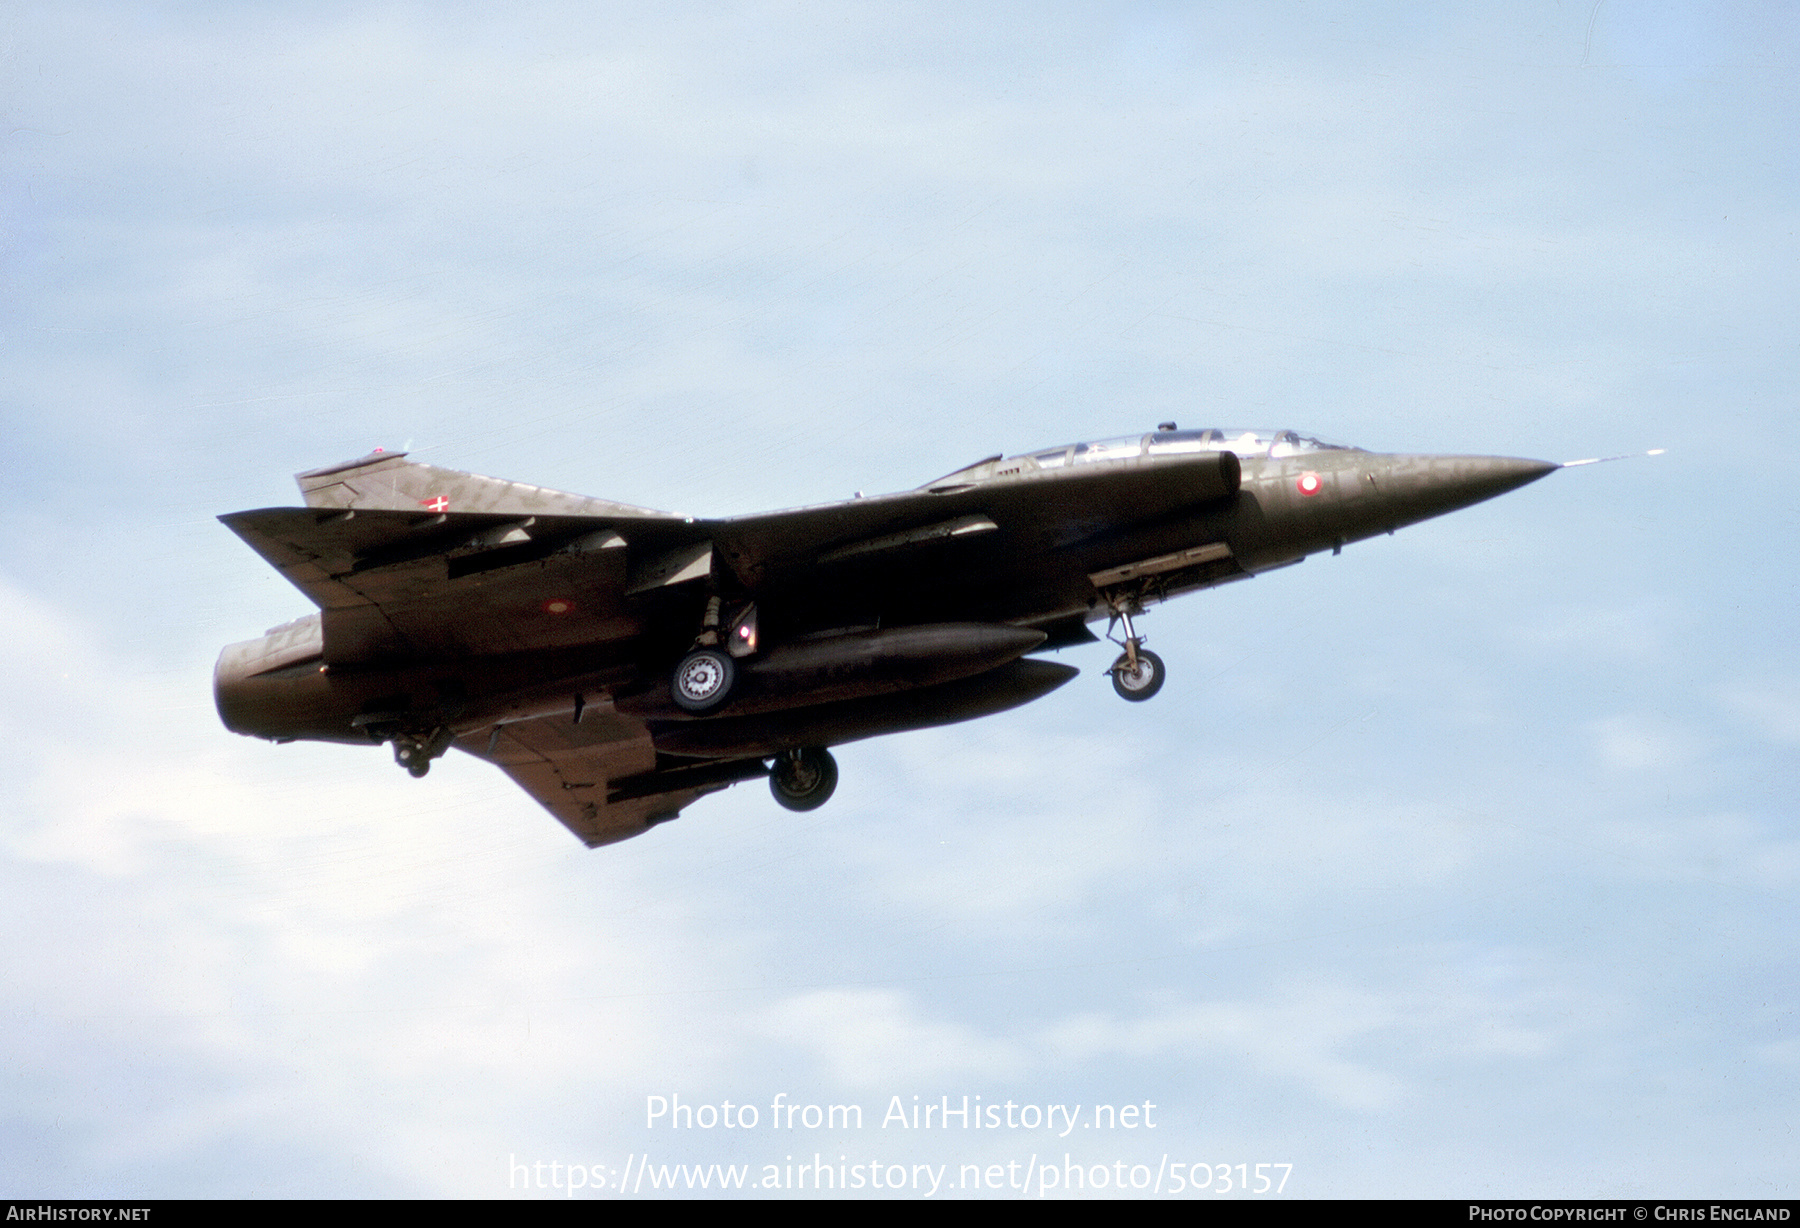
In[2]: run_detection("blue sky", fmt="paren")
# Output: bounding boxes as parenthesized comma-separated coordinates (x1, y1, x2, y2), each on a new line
(2, 1, 1796, 1198)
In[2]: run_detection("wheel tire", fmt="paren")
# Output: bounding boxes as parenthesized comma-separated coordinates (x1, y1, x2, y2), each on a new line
(1111, 648, 1166, 702)
(770, 747, 839, 812)
(394, 738, 428, 774)
(672, 648, 736, 713)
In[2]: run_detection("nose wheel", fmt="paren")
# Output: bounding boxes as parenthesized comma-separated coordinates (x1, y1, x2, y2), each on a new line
(769, 747, 838, 811)
(1104, 603, 1166, 702)
(1111, 648, 1165, 701)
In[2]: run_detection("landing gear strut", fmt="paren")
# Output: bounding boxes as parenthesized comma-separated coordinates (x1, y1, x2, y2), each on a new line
(1106, 604, 1166, 702)
(769, 747, 838, 811)
(670, 597, 747, 714)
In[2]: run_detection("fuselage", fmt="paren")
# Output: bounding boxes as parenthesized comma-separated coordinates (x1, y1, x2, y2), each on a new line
(215, 429, 1557, 752)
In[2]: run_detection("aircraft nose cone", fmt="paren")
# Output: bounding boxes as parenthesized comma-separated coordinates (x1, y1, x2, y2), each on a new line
(1373, 453, 1559, 527)
(1452, 455, 1561, 499)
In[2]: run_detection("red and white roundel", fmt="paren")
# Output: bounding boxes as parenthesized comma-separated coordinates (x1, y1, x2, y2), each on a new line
(541, 597, 576, 616)
(1296, 471, 1323, 497)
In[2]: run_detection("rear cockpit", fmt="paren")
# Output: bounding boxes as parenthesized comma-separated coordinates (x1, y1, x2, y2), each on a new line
(925, 427, 1360, 488)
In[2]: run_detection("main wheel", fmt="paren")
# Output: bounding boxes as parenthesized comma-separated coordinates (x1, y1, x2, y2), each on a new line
(1111, 648, 1165, 702)
(769, 747, 839, 812)
(672, 648, 736, 713)
(394, 737, 431, 776)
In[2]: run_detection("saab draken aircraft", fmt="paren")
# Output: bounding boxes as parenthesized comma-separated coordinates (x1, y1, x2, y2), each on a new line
(216, 427, 1558, 847)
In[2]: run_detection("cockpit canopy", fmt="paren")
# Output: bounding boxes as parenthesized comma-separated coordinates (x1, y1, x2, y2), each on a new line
(925, 428, 1359, 489)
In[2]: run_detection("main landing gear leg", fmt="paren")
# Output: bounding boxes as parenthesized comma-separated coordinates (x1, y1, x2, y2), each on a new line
(671, 596, 744, 714)
(769, 747, 838, 811)
(1108, 605, 1166, 702)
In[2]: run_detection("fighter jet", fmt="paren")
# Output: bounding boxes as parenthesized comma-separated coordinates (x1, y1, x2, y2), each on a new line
(215, 427, 1557, 847)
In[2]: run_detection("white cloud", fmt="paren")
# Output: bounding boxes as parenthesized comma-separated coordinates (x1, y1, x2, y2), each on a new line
(1042, 987, 1409, 1111)
(1588, 713, 1710, 774)
(1718, 681, 1800, 746)
(760, 989, 1026, 1087)
(1508, 602, 1669, 662)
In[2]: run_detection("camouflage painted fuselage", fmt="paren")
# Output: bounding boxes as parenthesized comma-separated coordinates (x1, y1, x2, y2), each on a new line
(216, 430, 1555, 846)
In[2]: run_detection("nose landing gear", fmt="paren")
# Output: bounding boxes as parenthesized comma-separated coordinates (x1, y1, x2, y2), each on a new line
(1112, 646, 1166, 701)
(1106, 603, 1166, 702)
